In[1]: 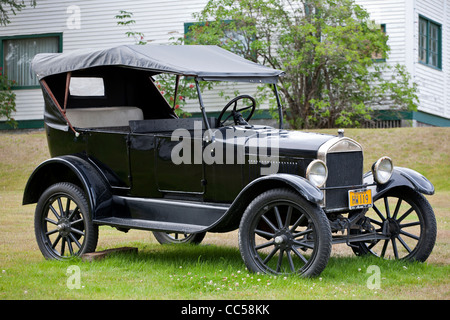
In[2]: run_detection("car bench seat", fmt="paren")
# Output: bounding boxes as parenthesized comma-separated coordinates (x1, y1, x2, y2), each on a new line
(65, 106, 144, 128)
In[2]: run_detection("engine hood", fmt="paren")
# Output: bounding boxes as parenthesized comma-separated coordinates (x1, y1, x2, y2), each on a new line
(213, 125, 337, 159)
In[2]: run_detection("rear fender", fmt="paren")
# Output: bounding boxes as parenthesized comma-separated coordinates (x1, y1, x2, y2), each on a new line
(23, 155, 113, 219)
(364, 166, 435, 199)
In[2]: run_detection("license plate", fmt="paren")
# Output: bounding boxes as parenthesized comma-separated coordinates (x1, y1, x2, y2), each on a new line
(348, 189, 373, 209)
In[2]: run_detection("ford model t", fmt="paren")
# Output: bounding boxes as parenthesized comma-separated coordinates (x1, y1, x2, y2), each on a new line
(24, 45, 437, 277)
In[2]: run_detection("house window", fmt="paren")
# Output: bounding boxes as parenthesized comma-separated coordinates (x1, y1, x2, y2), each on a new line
(419, 16, 442, 70)
(1, 34, 62, 88)
(372, 24, 387, 62)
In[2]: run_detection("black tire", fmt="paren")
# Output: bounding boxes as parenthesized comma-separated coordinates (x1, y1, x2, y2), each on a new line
(34, 182, 98, 260)
(238, 188, 332, 277)
(351, 188, 437, 262)
(152, 231, 206, 245)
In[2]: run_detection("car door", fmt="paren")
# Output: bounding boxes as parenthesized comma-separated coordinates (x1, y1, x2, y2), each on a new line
(154, 130, 205, 195)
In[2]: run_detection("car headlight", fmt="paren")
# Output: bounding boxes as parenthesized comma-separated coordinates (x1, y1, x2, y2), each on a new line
(372, 156, 393, 184)
(306, 160, 328, 188)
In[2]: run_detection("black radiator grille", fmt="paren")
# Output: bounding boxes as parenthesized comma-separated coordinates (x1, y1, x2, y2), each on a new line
(325, 151, 363, 210)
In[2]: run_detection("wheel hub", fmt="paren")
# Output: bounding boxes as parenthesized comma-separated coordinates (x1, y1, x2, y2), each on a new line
(383, 218, 400, 238)
(274, 235, 286, 244)
(57, 218, 71, 237)
(274, 230, 293, 249)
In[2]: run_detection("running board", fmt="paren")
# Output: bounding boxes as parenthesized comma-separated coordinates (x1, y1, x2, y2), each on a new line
(94, 196, 230, 234)
(93, 217, 206, 234)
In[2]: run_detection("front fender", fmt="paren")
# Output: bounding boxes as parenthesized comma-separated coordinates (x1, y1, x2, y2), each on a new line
(208, 174, 323, 233)
(23, 155, 113, 219)
(240, 173, 324, 203)
(364, 166, 435, 199)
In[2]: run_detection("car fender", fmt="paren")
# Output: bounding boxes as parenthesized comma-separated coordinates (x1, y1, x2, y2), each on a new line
(239, 173, 324, 203)
(208, 173, 323, 233)
(23, 155, 113, 219)
(364, 166, 435, 199)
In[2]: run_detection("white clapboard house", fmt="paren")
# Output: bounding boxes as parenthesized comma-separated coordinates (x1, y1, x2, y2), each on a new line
(356, 0, 450, 127)
(0, 0, 449, 129)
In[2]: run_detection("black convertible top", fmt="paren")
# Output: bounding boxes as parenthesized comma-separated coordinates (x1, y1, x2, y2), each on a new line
(31, 44, 284, 83)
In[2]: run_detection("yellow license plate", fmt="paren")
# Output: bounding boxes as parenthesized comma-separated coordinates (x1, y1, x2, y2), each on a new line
(348, 189, 373, 209)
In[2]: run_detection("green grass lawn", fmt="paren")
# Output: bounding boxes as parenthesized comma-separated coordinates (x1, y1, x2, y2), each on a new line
(0, 128, 449, 300)
(2, 242, 448, 300)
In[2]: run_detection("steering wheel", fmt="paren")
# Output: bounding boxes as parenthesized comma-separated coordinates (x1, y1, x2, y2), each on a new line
(217, 95, 256, 127)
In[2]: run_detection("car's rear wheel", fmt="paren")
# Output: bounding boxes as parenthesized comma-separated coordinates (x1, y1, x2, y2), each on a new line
(152, 231, 206, 244)
(239, 188, 332, 277)
(34, 182, 98, 260)
(351, 188, 436, 262)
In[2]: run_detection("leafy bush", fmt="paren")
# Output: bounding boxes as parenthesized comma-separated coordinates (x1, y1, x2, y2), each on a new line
(0, 67, 17, 128)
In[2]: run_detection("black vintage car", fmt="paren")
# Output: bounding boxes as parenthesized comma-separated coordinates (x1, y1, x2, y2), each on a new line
(24, 45, 437, 277)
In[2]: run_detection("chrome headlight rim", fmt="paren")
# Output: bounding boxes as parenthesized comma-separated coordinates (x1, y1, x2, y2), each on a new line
(372, 156, 394, 185)
(306, 159, 328, 188)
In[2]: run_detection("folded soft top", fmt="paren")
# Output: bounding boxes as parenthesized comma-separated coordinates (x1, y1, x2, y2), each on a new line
(31, 45, 284, 83)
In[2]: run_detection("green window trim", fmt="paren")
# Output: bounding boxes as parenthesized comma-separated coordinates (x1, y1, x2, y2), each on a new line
(0, 33, 63, 90)
(418, 15, 442, 70)
(0, 119, 44, 130)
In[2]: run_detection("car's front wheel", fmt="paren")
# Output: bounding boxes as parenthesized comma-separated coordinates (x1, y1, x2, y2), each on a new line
(351, 188, 437, 262)
(238, 188, 332, 277)
(34, 182, 98, 260)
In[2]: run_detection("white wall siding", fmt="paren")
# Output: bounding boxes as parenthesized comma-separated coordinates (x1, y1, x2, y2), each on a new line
(356, 0, 407, 67)
(1, 1, 208, 49)
(355, 0, 411, 110)
(13, 90, 46, 120)
(414, 0, 450, 118)
(446, 0, 450, 119)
